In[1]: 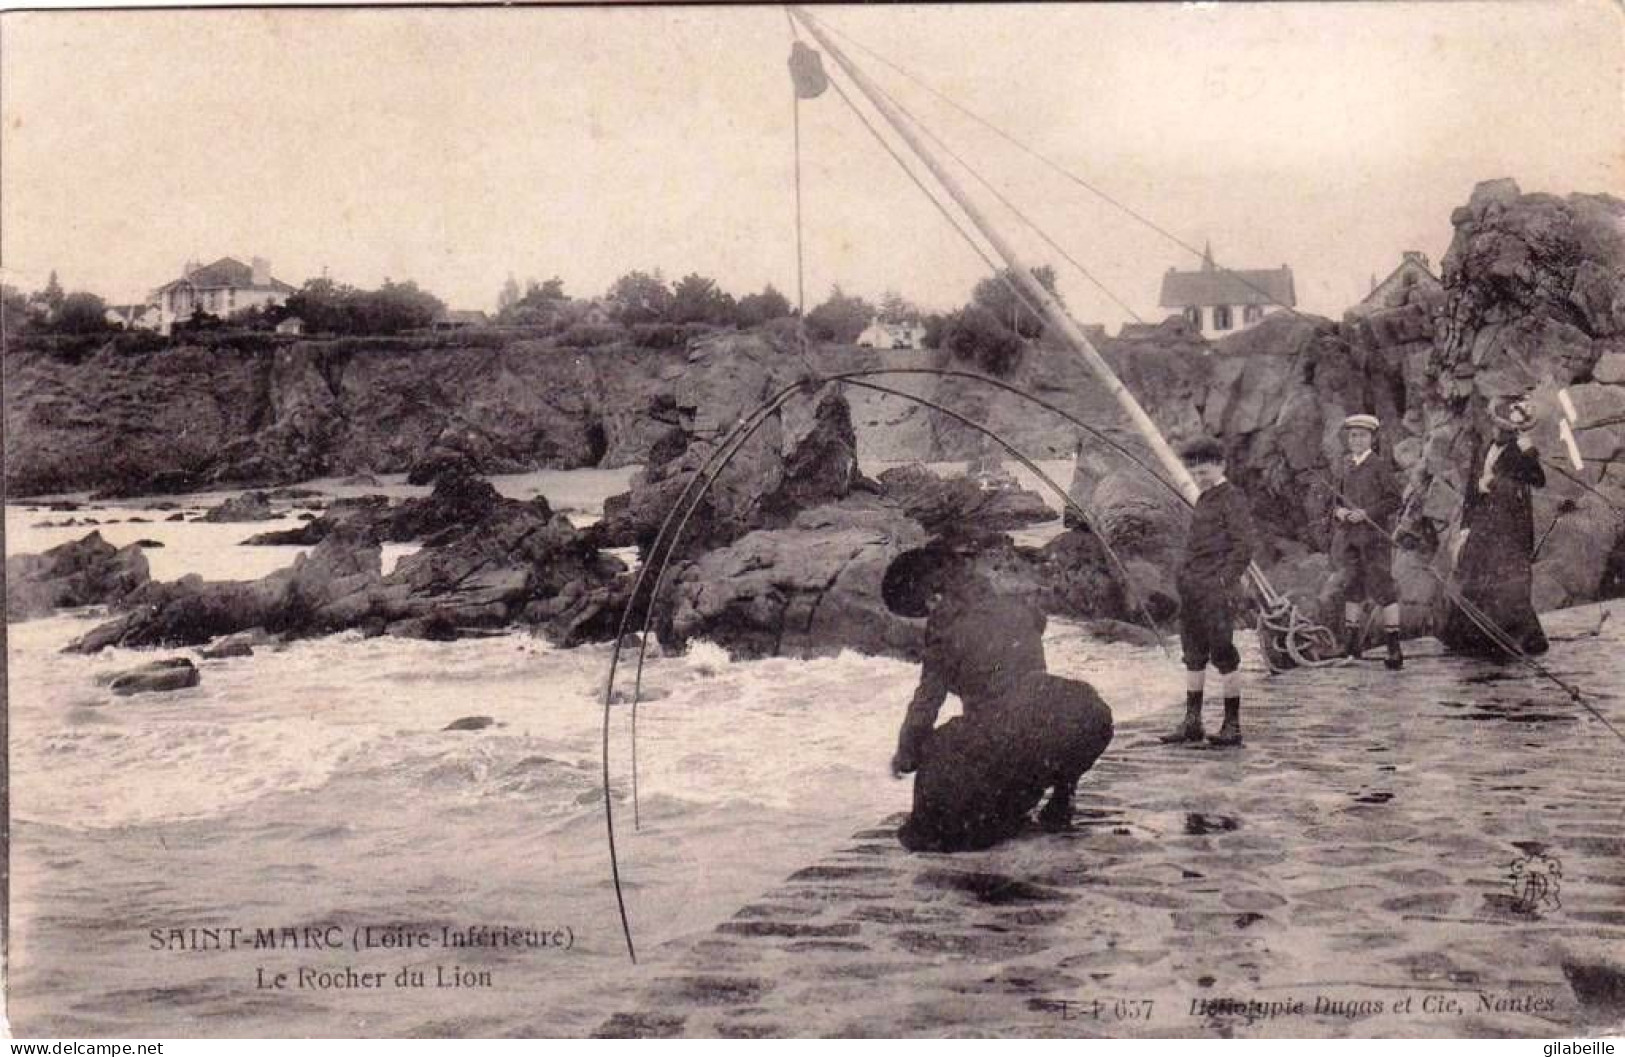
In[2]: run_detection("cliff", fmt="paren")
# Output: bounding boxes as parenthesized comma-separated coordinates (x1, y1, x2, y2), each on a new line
(2, 338, 674, 497)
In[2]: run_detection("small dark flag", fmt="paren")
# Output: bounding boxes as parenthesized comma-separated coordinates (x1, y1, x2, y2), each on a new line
(789, 41, 828, 99)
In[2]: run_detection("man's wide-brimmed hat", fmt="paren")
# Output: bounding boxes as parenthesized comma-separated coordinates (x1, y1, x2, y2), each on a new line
(881, 546, 957, 619)
(1342, 413, 1381, 432)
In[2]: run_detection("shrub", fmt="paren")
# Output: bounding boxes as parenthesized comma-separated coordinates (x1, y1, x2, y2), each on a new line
(945, 304, 1024, 375)
(111, 330, 171, 356)
(628, 322, 717, 349)
(555, 323, 625, 348)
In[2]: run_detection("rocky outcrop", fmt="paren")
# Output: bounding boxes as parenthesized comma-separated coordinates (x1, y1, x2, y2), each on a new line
(874, 464, 1054, 535)
(242, 471, 532, 548)
(609, 331, 861, 560)
(102, 657, 201, 697)
(67, 481, 628, 652)
(1412, 181, 1625, 616)
(6, 531, 151, 621)
(199, 492, 278, 522)
(928, 319, 1212, 466)
(665, 499, 930, 660)
(661, 497, 1137, 662)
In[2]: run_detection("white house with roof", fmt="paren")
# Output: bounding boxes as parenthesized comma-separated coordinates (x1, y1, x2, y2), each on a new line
(104, 303, 160, 331)
(1158, 244, 1296, 341)
(151, 256, 296, 334)
(857, 319, 927, 350)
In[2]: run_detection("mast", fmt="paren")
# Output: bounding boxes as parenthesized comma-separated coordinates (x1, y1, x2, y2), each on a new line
(787, 6, 1201, 504)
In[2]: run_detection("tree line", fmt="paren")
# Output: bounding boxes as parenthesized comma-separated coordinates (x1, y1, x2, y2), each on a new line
(0, 271, 447, 339)
(3, 262, 1065, 372)
(497, 264, 1061, 371)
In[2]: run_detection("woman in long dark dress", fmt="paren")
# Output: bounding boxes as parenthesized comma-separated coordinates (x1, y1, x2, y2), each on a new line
(883, 544, 1114, 852)
(1440, 395, 1549, 657)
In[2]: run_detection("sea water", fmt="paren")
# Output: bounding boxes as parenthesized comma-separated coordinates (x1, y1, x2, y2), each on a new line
(4, 463, 1175, 1037)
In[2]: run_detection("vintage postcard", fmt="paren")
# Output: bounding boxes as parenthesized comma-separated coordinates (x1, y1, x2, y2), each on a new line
(3, 1, 1623, 1040)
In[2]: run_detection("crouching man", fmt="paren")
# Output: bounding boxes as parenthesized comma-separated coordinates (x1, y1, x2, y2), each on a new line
(883, 542, 1114, 853)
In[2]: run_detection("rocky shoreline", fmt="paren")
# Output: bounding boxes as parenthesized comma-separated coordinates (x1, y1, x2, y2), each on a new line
(592, 603, 1625, 1039)
(9, 181, 1624, 631)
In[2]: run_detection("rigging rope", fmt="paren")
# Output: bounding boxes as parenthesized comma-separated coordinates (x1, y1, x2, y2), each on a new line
(820, 77, 1016, 297)
(798, 8, 1313, 326)
(857, 61, 1146, 324)
(803, 41, 1071, 344)
(840, 377, 1173, 651)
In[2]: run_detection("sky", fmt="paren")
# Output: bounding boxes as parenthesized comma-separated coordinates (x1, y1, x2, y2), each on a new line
(2, 2, 1621, 327)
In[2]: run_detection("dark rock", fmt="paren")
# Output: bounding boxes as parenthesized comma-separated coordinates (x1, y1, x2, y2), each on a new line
(7, 532, 151, 621)
(876, 463, 1054, 535)
(388, 469, 524, 542)
(665, 500, 927, 659)
(69, 482, 627, 650)
(618, 332, 860, 560)
(647, 975, 769, 1008)
(267, 487, 322, 500)
(133, 539, 165, 549)
(90, 469, 206, 500)
(385, 614, 462, 641)
(1028, 527, 1140, 622)
(443, 715, 496, 731)
(200, 492, 278, 523)
(406, 448, 478, 487)
(242, 474, 543, 549)
(915, 868, 1073, 905)
(165, 512, 186, 522)
(240, 495, 390, 545)
(586, 491, 637, 549)
(240, 523, 325, 546)
(105, 657, 200, 696)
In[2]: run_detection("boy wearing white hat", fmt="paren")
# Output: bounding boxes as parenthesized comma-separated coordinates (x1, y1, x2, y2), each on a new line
(1330, 413, 1404, 669)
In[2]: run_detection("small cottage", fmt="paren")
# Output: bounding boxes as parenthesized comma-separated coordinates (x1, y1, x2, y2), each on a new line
(857, 319, 927, 350)
(1158, 244, 1295, 341)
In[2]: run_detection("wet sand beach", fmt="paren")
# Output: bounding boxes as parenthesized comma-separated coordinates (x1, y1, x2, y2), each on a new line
(595, 604, 1625, 1039)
